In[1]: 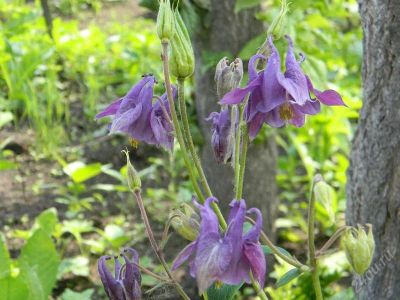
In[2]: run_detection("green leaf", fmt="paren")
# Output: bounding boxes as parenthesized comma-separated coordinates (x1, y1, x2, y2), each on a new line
(0, 159, 18, 171)
(0, 275, 29, 300)
(104, 224, 130, 248)
(276, 268, 302, 288)
(206, 282, 243, 300)
(262, 245, 292, 258)
(234, 0, 262, 13)
(18, 229, 60, 299)
(34, 208, 58, 236)
(57, 256, 90, 279)
(60, 288, 94, 300)
(238, 33, 266, 60)
(0, 111, 13, 129)
(0, 233, 11, 279)
(63, 161, 103, 183)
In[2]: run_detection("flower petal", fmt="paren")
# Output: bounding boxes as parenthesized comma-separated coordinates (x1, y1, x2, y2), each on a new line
(96, 98, 123, 119)
(98, 256, 125, 300)
(195, 197, 221, 237)
(244, 208, 263, 243)
(247, 112, 267, 140)
(292, 99, 321, 115)
(243, 242, 266, 286)
(110, 105, 142, 134)
(121, 251, 142, 300)
(220, 75, 262, 105)
(264, 108, 285, 128)
(172, 241, 197, 270)
(277, 36, 310, 106)
(288, 106, 306, 127)
(194, 235, 233, 293)
(258, 37, 286, 112)
(248, 54, 266, 81)
(305, 75, 346, 106)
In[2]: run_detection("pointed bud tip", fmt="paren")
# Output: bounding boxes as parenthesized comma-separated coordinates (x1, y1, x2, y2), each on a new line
(122, 150, 141, 192)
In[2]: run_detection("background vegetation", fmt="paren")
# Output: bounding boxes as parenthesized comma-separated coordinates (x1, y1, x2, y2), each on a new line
(0, 0, 361, 299)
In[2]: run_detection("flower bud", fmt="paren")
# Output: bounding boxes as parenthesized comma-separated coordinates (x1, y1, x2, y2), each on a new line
(342, 225, 375, 275)
(157, 0, 175, 42)
(313, 175, 336, 224)
(215, 57, 243, 99)
(267, 0, 289, 40)
(169, 203, 200, 241)
(206, 108, 234, 164)
(169, 11, 195, 78)
(122, 150, 141, 192)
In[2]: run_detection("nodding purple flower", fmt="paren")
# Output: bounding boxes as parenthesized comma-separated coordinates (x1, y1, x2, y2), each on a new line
(172, 197, 266, 294)
(96, 75, 176, 149)
(220, 35, 345, 138)
(206, 108, 234, 163)
(98, 248, 141, 300)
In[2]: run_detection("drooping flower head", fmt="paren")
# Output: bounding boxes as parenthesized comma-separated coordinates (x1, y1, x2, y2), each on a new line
(172, 197, 265, 294)
(206, 108, 234, 163)
(98, 248, 141, 300)
(96, 75, 176, 149)
(220, 35, 345, 138)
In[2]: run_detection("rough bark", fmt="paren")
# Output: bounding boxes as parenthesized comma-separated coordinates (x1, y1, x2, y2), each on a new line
(194, 0, 277, 235)
(346, 1, 400, 299)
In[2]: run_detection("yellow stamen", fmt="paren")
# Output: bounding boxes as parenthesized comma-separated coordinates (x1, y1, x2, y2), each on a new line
(279, 103, 294, 121)
(129, 138, 140, 149)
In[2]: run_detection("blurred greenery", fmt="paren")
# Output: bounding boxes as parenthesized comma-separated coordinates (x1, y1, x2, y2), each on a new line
(0, 0, 361, 299)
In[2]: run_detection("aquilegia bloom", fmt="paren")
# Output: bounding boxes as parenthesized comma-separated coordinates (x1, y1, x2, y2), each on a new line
(221, 35, 345, 138)
(206, 108, 234, 163)
(96, 75, 176, 149)
(172, 197, 266, 293)
(98, 248, 141, 300)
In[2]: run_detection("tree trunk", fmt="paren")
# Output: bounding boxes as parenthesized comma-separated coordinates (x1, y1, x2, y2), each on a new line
(194, 0, 277, 235)
(346, 1, 400, 299)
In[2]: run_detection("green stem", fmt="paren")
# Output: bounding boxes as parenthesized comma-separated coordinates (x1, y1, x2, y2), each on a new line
(161, 42, 204, 203)
(176, 77, 227, 229)
(177, 78, 212, 197)
(316, 226, 350, 256)
(236, 126, 248, 199)
(249, 272, 269, 300)
(308, 181, 323, 300)
(246, 216, 309, 270)
(234, 105, 245, 199)
(134, 190, 190, 300)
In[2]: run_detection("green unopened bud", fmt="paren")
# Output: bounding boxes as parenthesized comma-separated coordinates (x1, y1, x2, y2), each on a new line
(157, 0, 175, 42)
(122, 150, 141, 192)
(169, 11, 195, 79)
(267, 0, 290, 40)
(215, 57, 243, 99)
(313, 175, 336, 224)
(169, 203, 199, 241)
(342, 224, 375, 275)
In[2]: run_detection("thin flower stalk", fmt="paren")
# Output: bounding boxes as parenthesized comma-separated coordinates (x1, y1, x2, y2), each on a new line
(308, 180, 323, 300)
(161, 41, 204, 203)
(177, 78, 213, 197)
(133, 190, 190, 300)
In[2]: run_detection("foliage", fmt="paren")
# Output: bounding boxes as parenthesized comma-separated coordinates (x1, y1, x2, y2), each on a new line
(0, 0, 161, 152)
(0, 0, 363, 298)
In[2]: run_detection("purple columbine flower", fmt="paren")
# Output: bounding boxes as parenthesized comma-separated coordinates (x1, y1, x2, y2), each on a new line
(98, 248, 141, 300)
(172, 197, 266, 294)
(96, 75, 176, 149)
(220, 35, 345, 137)
(206, 108, 234, 163)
